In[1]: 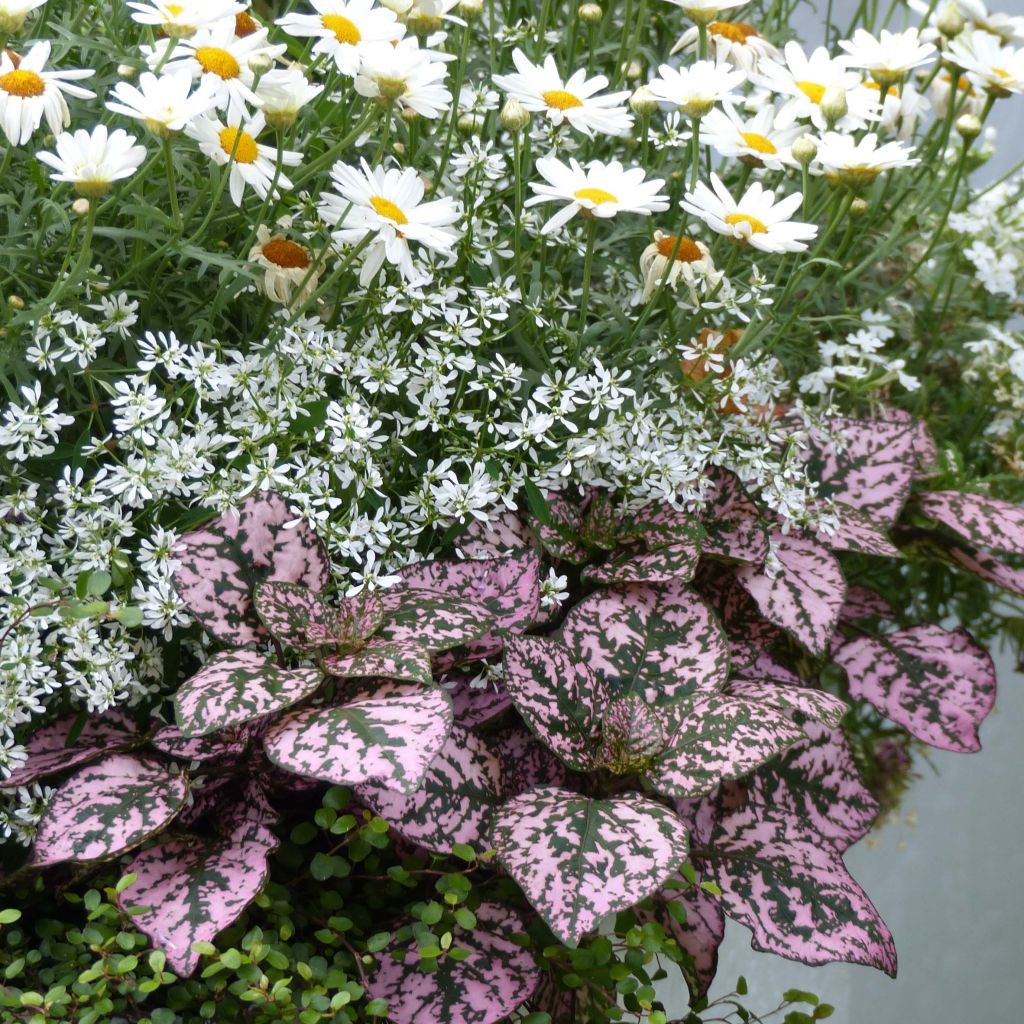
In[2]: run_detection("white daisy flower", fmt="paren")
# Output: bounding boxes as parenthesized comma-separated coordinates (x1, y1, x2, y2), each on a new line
(254, 66, 324, 128)
(186, 109, 301, 206)
(524, 156, 669, 235)
(397, 0, 464, 35)
(146, 20, 286, 118)
(671, 18, 779, 70)
(874, 79, 931, 139)
(647, 59, 747, 118)
(928, 69, 985, 119)
(354, 37, 451, 119)
(839, 27, 936, 84)
(663, 0, 749, 25)
(36, 124, 147, 198)
(948, 30, 1024, 95)
(492, 48, 633, 137)
(277, 0, 405, 78)
(106, 70, 219, 136)
(319, 158, 461, 285)
(682, 173, 817, 252)
(755, 40, 878, 130)
(249, 225, 322, 306)
(0, 0, 47, 34)
(0, 42, 95, 147)
(638, 231, 719, 303)
(126, 0, 246, 37)
(700, 103, 803, 168)
(813, 131, 918, 186)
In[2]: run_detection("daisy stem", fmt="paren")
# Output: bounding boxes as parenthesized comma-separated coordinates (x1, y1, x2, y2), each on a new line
(162, 138, 180, 231)
(373, 104, 394, 166)
(697, 22, 708, 61)
(438, 25, 474, 181)
(512, 130, 529, 301)
(689, 118, 701, 192)
(576, 220, 598, 355)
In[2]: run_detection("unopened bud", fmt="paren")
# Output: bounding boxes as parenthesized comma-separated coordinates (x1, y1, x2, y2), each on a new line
(623, 59, 643, 80)
(629, 84, 660, 116)
(578, 2, 603, 23)
(459, 0, 484, 18)
(791, 134, 818, 165)
(821, 86, 848, 126)
(456, 112, 480, 132)
(956, 113, 982, 140)
(500, 97, 531, 131)
(402, 107, 421, 123)
(7, 294, 24, 310)
(248, 52, 274, 75)
(264, 109, 297, 130)
(937, 2, 965, 37)
(72, 198, 91, 217)
(116, 63, 138, 80)
(849, 197, 869, 217)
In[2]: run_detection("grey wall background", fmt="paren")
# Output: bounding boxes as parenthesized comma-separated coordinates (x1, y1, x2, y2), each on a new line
(658, 1, 1024, 1018)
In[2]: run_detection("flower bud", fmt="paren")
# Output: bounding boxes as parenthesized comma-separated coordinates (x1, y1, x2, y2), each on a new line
(821, 87, 848, 127)
(500, 97, 531, 131)
(72, 198, 91, 217)
(264, 109, 297, 130)
(7, 294, 24, 310)
(629, 84, 660, 115)
(457, 112, 481, 132)
(380, 0, 413, 11)
(248, 52, 274, 75)
(117, 63, 138, 80)
(459, 0, 484, 19)
(0, 11, 30, 33)
(849, 197, 869, 218)
(623, 59, 643, 80)
(956, 112, 982, 140)
(791, 135, 818, 165)
(937, 2, 965, 38)
(578, 2, 603, 22)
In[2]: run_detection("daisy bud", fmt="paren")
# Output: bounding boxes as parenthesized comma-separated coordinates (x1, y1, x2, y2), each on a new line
(937, 2, 965, 38)
(457, 112, 481, 132)
(248, 52, 274, 75)
(630, 85, 660, 116)
(380, 0, 413, 11)
(791, 135, 817, 166)
(72, 197, 91, 217)
(578, 3, 603, 23)
(459, 0, 484, 18)
(820, 87, 848, 127)
(956, 113, 982, 140)
(623, 59, 643, 80)
(7, 294, 24, 310)
(500, 97, 531, 132)
(117, 64, 138, 81)
(849, 197, 869, 218)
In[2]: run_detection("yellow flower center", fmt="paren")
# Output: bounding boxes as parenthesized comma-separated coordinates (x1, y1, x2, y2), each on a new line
(165, 3, 186, 15)
(796, 80, 826, 103)
(741, 131, 777, 154)
(262, 238, 311, 269)
(218, 127, 259, 163)
(992, 66, 1011, 80)
(725, 212, 768, 234)
(370, 195, 409, 225)
(0, 68, 45, 98)
(574, 187, 617, 205)
(708, 20, 759, 43)
(543, 89, 584, 110)
(322, 13, 361, 44)
(656, 234, 703, 262)
(195, 46, 241, 80)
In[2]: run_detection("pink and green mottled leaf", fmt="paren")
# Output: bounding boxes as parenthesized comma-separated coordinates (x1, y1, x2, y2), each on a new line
(263, 690, 453, 793)
(726, 654, 848, 728)
(358, 726, 501, 855)
(493, 725, 569, 796)
(840, 586, 896, 622)
(947, 542, 1024, 596)
(701, 469, 769, 566)
(833, 625, 996, 753)
(32, 754, 188, 866)
(324, 639, 433, 685)
(821, 503, 899, 557)
(617, 504, 706, 552)
(253, 581, 337, 649)
(583, 543, 700, 586)
(173, 650, 322, 738)
(173, 491, 330, 645)
(734, 533, 845, 657)
(598, 696, 666, 772)
(502, 635, 608, 771)
(644, 695, 802, 799)
(127, 812, 278, 975)
(559, 581, 729, 705)
(491, 787, 690, 947)
(536, 492, 589, 563)
(460, 510, 537, 559)
(918, 490, 1024, 558)
(150, 723, 250, 763)
(1, 711, 136, 789)
(376, 590, 492, 652)
(695, 567, 787, 666)
(445, 669, 513, 727)
(579, 490, 619, 550)
(368, 903, 538, 1024)
(700, 801, 896, 974)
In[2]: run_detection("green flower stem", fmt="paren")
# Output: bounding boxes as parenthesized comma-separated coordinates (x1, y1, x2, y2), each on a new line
(162, 137, 180, 231)
(575, 219, 599, 357)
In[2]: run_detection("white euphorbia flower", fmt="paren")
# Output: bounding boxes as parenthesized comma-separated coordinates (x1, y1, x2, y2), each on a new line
(671, 18, 779, 70)
(36, 124, 147, 198)
(254, 66, 325, 128)
(319, 158, 461, 285)
(277, 0, 405, 78)
(106, 70, 218, 136)
(354, 37, 451, 118)
(0, 0, 47, 34)
(0, 42, 95, 146)
(948, 30, 1024, 95)
(525, 156, 669, 235)
(492, 48, 633, 137)
(186, 109, 301, 206)
(126, 0, 246, 37)
(662, 0, 749, 25)
(683, 173, 817, 252)
(839, 27, 936, 83)
(647, 59, 746, 117)
(813, 131, 919, 186)
(701, 104, 803, 168)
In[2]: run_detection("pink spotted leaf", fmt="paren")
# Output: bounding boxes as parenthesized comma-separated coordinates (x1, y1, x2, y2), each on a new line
(583, 543, 700, 586)
(701, 469, 769, 566)
(376, 589, 492, 652)
(598, 696, 667, 772)
(726, 654, 848, 729)
(493, 725, 569, 797)
(150, 722, 251, 763)
(536, 492, 589, 563)
(947, 542, 1024, 596)
(324, 639, 433, 685)
(820, 503, 899, 557)
(460, 510, 537, 559)
(918, 490, 1024, 558)
(617, 503, 706, 552)
(446, 670, 513, 727)
(840, 586, 896, 622)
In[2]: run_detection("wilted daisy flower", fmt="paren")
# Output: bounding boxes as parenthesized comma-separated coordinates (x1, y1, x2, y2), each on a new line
(106, 70, 218, 136)
(525, 156, 669, 235)
(249, 225, 322, 306)
(647, 59, 746, 118)
(255, 66, 324, 128)
(701, 104, 803, 168)
(683, 173, 816, 252)
(492, 48, 633, 137)
(671, 19, 779, 70)
(0, 42, 95, 146)
(948, 30, 1024, 95)
(663, 0, 749, 25)
(813, 131, 918, 186)
(126, 0, 246, 37)
(319, 158, 461, 285)
(839, 27, 936, 85)
(186, 109, 301, 205)
(147, 20, 286, 118)
(354, 38, 451, 118)
(0, 0, 46, 34)
(277, 0, 404, 78)
(638, 231, 718, 303)
(37, 124, 147, 198)
(755, 41, 877, 130)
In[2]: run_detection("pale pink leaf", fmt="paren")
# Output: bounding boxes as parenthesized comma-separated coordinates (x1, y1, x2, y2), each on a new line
(919, 490, 1024, 558)
(324, 639, 434, 685)
(726, 654, 849, 728)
